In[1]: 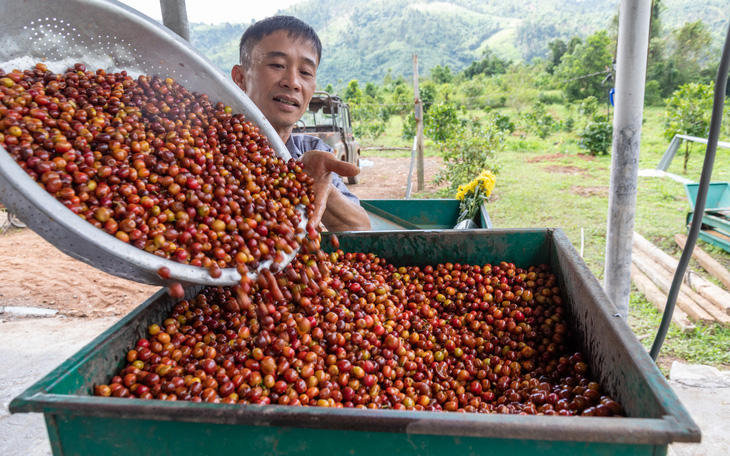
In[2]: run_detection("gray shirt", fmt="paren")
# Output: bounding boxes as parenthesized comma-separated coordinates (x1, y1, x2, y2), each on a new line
(285, 134, 360, 204)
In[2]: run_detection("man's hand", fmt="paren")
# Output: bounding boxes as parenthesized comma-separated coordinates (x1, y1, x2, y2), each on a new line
(300, 149, 360, 228)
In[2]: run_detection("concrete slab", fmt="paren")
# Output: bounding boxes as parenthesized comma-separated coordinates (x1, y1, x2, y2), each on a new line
(0, 317, 117, 456)
(0, 317, 726, 455)
(668, 382, 730, 456)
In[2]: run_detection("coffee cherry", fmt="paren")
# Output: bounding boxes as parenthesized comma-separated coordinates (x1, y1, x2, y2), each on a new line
(93, 252, 622, 418)
(0, 64, 316, 282)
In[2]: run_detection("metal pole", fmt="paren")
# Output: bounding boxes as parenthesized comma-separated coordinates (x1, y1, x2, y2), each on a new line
(160, 0, 190, 41)
(413, 55, 424, 191)
(603, 0, 652, 319)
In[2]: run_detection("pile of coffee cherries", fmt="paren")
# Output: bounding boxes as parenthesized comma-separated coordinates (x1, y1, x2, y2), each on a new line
(0, 63, 314, 278)
(96, 250, 623, 417)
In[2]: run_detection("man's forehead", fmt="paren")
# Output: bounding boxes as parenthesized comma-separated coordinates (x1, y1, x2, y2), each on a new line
(253, 31, 319, 64)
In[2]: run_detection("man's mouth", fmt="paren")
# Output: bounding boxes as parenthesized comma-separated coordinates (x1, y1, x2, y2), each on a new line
(274, 97, 299, 107)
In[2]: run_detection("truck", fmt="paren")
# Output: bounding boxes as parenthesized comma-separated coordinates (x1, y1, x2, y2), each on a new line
(295, 91, 361, 184)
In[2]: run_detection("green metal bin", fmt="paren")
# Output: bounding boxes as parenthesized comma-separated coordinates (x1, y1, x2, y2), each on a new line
(10, 229, 700, 456)
(361, 199, 493, 230)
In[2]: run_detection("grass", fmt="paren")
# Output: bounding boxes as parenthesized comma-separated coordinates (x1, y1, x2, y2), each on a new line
(359, 103, 730, 374)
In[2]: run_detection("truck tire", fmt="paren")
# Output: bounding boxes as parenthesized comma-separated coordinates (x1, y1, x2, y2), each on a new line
(347, 157, 360, 185)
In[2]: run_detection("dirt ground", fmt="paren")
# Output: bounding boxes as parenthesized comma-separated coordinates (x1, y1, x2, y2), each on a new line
(0, 154, 442, 319)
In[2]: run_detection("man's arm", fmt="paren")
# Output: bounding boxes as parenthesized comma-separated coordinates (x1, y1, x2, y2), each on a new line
(321, 182, 371, 231)
(300, 150, 371, 232)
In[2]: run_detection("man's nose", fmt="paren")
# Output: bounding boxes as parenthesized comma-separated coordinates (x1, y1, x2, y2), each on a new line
(281, 68, 302, 91)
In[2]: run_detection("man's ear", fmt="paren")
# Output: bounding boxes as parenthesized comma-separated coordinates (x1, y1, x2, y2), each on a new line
(231, 65, 246, 92)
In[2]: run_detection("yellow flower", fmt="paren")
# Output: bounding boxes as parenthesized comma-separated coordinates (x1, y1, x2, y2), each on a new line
(455, 170, 497, 223)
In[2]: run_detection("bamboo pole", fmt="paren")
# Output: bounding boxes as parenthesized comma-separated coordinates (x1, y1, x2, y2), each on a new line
(631, 264, 695, 332)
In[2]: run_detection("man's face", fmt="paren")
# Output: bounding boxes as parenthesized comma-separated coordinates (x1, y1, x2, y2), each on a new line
(232, 30, 318, 141)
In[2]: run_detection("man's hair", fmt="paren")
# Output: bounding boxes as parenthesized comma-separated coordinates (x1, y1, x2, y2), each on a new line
(238, 16, 322, 67)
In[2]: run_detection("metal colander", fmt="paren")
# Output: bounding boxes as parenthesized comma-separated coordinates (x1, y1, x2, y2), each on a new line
(0, 0, 304, 287)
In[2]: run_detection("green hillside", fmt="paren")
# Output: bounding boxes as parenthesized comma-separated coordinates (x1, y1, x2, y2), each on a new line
(189, 0, 729, 88)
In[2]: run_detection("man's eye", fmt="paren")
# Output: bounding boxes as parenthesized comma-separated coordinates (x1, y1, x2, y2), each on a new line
(270, 63, 284, 69)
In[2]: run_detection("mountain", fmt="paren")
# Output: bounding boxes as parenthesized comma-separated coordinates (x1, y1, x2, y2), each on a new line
(189, 0, 730, 88)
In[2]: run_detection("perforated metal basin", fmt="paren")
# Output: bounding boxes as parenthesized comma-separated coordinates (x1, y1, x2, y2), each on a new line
(0, 0, 303, 286)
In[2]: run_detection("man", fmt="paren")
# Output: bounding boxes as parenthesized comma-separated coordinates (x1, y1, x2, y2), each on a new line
(231, 16, 371, 232)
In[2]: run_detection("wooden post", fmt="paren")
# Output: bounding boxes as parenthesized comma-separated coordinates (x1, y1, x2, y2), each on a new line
(160, 0, 190, 41)
(634, 232, 730, 315)
(413, 55, 424, 192)
(630, 264, 695, 332)
(676, 233, 730, 291)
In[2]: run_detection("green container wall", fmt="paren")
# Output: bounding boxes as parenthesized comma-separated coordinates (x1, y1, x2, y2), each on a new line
(361, 199, 493, 230)
(10, 229, 699, 456)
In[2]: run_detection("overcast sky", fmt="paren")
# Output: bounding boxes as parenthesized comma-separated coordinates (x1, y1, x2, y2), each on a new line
(116, 0, 306, 24)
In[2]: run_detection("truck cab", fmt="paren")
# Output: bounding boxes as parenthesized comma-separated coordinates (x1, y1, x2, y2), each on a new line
(296, 91, 361, 184)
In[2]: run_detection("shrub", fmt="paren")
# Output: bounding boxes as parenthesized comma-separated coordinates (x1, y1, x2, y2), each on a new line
(521, 102, 557, 139)
(488, 112, 516, 134)
(644, 80, 663, 106)
(433, 122, 503, 192)
(538, 91, 564, 105)
(425, 102, 461, 142)
(578, 115, 613, 155)
(563, 117, 575, 132)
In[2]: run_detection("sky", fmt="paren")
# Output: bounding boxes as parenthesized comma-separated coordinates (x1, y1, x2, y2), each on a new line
(116, 0, 306, 25)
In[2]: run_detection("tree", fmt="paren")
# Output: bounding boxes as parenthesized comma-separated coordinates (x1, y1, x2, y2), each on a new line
(546, 39, 567, 74)
(343, 79, 388, 139)
(555, 30, 613, 102)
(433, 121, 503, 193)
(364, 82, 378, 99)
(463, 48, 511, 79)
(342, 79, 363, 103)
(663, 82, 715, 173)
(578, 115, 613, 156)
(430, 64, 453, 84)
(424, 102, 460, 142)
(668, 21, 713, 89)
(420, 81, 437, 113)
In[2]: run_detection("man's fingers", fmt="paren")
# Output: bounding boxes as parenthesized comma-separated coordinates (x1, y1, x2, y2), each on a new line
(308, 182, 331, 228)
(301, 149, 360, 178)
(325, 159, 360, 178)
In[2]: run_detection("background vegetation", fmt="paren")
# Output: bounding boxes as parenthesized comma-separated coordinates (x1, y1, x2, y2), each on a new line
(190, 0, 730, 88)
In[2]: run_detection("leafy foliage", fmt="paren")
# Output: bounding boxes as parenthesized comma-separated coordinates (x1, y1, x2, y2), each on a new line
(463, 49, 511, 79)
(521, 102, 558, 139)
(663, 82, 715, 172)
(578, 115, 613, 156)
(663, 82, 714, 140)
(343, 80, 390, 139)
(433, 122, 503, 193)
(487, 112, 516, 134)
(555, 30, 614, 102)
(424, 103, 461, 142)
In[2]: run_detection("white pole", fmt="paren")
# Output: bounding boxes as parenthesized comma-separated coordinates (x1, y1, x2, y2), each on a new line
(160, 0, 190, 41)
(603, 0, 652, 319)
